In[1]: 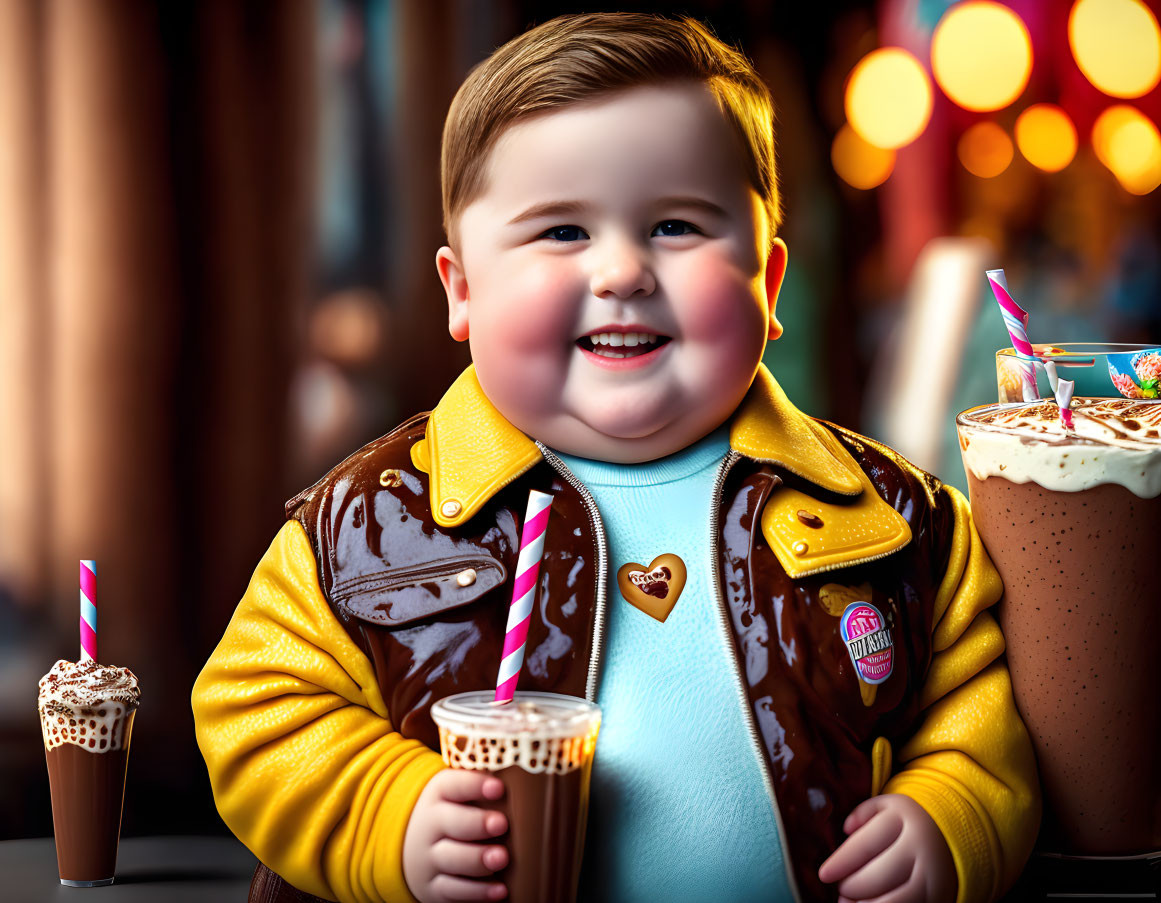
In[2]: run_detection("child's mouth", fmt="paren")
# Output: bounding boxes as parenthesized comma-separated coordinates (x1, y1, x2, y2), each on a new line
(576, 332, 672, 359)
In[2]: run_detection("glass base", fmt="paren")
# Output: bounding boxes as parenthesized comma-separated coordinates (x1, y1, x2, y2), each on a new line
(60, 878, 114, 887)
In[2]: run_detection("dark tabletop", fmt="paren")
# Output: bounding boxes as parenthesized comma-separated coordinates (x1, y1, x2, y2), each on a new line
(4, 834, 1158, 902)
(0, 836, 257, 903)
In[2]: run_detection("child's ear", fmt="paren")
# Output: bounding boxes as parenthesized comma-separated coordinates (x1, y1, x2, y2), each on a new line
(765, 237, 788, 341)
(436, 246, 470, 342)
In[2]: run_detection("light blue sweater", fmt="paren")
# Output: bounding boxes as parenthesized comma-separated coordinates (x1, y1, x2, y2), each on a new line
(553, 428, 793, 903)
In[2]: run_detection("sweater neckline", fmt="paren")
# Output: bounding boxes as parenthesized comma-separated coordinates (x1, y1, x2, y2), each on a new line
(548, 426, 731, 488)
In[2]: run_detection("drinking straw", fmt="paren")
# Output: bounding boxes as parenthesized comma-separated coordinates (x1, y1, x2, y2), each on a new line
(986, 269, 1039, 402)
(1054, 377, 1076, 430)
(1043, 360, 1060, 394)
(79, 560, 97, 663)
(495, 490, 554, 704)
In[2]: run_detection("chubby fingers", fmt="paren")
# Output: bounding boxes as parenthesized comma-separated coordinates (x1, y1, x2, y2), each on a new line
(432, 838, 510, 877)
(428, 874, 509, 901)
(842, 795, 890, 835)
(435, 800, 508, 841)
(431, 769, 507, 804)
(426, 770, 509, 840)
(832, 840, 914, 902)
(818, 800, 901, 884)
(837, 872, 926, 903)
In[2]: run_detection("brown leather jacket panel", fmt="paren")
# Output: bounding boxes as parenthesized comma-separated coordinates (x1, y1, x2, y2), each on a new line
(287, 414, 954, 902)
(288, 414, 600, 751)
(720, 430, 953, 899)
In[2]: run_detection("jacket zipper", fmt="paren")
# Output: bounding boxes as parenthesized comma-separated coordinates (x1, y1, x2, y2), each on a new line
(535, 442, 609, 703)
(709, 450, 804, 903)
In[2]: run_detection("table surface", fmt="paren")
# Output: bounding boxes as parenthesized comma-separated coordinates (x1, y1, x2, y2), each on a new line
(4, 835, 1158, 902)
(0, 836, 257, 903)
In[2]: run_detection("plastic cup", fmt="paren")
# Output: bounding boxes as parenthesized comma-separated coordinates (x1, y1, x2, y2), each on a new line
(430, 691, 600, 903)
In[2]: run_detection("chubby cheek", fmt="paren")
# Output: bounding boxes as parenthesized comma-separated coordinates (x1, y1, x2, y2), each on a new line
(677, 256, 768, 371)
(468, 258, 579, 421)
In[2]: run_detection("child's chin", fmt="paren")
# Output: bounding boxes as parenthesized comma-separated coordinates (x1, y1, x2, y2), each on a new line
(572, 411, 691, 456)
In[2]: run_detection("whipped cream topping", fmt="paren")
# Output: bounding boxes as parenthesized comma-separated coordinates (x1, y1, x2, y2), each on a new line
(958, 398, 1161, 497)
(38, 659, 140, 752)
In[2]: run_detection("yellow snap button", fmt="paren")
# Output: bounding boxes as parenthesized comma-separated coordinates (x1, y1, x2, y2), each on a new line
(792, 541, 809, 556)
(456, 568, 477, 587)
(441, 499, 462, 518)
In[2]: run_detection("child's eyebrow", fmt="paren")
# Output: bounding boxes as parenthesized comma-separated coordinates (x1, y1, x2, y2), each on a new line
(507, 200, 590, 226)
(507, 196, 728, 226)
(654, 196, 729, 218)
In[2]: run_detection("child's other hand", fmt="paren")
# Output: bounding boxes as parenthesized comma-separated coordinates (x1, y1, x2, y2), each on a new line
(402, 769, 510, 902)
(817, 793, 956, 903)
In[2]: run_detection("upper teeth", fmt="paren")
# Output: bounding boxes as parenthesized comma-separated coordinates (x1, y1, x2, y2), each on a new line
(590, 332, 659, 347)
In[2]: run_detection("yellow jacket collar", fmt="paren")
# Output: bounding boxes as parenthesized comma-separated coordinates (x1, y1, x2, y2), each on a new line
(413, 364, 869, 527)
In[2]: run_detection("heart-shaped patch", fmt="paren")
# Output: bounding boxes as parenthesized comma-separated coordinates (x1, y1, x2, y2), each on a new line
(616, 554, 687, 623)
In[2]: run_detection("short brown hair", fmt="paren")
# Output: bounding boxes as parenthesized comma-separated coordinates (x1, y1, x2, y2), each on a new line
(440, 12, 779, 250)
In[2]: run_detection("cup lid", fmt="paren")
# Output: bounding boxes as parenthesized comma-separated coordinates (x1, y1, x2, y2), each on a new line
(430, 690, 600, 735)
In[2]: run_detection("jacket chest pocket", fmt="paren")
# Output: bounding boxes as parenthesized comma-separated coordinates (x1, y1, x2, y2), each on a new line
(331, 556, 509, 749)
(334, 555, 508, 627)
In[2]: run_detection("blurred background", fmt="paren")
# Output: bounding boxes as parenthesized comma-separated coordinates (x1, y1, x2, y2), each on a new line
(2, 0, 1159, 841)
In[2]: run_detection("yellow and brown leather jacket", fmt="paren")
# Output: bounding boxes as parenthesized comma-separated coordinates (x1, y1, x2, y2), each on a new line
(192, 364, 1040, 903)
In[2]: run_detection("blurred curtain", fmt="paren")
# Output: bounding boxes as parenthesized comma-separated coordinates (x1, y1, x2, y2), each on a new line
(384, 0, 472, 412)
(0, 0, 315, 835)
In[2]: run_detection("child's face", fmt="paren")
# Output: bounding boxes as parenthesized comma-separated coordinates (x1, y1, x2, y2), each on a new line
(437, 82, 787, 463)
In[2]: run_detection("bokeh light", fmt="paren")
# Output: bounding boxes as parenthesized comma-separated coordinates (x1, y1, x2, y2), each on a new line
(1069, 0, 1161, 99)
(831, 123, 896, 189)
(1092, 105, 1143, 166)
(1015, 104, 1078, 172)
(845, 48, 933, 149)
(1092, 105, 1161, 193)
(932, 2, 1033, 112)
(957, 121, 1014, 178)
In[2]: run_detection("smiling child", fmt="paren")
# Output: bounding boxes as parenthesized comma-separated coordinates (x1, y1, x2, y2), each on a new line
(193, 13, 1039, 903)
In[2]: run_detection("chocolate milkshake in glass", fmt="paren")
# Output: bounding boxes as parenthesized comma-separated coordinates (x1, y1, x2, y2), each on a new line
(38, 659, 140, 886)
(430, 691, 600, 903)
(956, 397, 1161, 854)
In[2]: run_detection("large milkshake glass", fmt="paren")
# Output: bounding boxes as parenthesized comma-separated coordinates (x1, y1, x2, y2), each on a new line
(38, 658, 141, 886)
(430, 691, 600, 903)
(956, 397, 1161, 854)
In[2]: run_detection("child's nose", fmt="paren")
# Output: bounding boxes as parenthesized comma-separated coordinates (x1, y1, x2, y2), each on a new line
(589, 242, 656, 299)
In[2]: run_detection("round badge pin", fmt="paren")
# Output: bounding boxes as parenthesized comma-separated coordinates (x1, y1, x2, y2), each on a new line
(840, 601, 894, 685)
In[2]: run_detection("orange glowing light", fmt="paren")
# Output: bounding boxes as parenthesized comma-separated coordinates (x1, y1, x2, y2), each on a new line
(1111, 121, 1161, 193)
(844, 48, 933, 150)
(957, 122, 1014, 178)
(1069, 0, 1161, 99)
(1015, 104, 1078, 172)
(831, 124, 896, 189)
(1092, 105, 1143, 166)
(1092, 105, 1161, 193)
(932, 2, 1033, 112)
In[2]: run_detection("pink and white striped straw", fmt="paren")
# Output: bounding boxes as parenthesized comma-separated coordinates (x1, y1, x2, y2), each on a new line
(79, 560, 97, 662)
(987, 269, 1039, 402)
(495, 490, 554, 704)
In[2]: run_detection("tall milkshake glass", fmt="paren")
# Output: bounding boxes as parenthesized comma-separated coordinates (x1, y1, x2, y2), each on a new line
(956, 396, 1161, 854)
(38, 658, 140, 886)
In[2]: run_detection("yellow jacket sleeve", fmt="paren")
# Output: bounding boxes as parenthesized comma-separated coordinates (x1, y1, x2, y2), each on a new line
(883, 485, 1040, 903)
(191, 519, 446, 903)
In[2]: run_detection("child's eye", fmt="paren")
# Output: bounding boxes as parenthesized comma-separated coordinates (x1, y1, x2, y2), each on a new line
(540, 225, 588, 242)
(652, 220, 699, 237)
